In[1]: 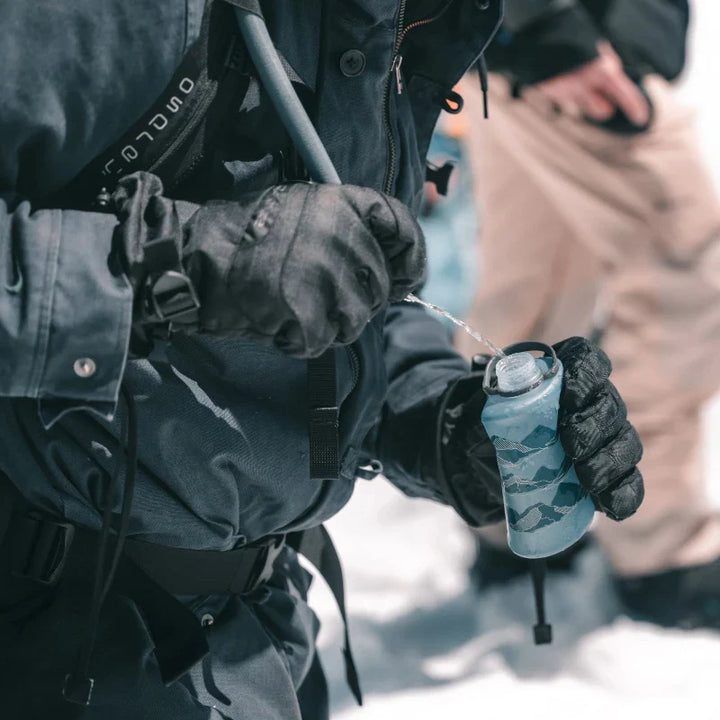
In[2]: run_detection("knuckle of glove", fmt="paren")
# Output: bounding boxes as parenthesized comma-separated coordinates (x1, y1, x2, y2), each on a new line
(354, 188, 426, 302)
(593, 467, 644, 521)
(559, 383, 627, 461)
(574, 421, 643, 496)
(555, 337, 612, 411)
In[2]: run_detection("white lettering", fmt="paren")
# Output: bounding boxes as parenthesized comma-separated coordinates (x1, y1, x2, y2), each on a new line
(179, 77, 194, 94)
(121, 145, 139, 162)
(166, 96, 183, 113)
(136, 130, 153, 144)
(149, 114, 168, 131)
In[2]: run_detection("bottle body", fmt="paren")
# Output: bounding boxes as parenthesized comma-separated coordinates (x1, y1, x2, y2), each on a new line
(481, 356, 595, 558)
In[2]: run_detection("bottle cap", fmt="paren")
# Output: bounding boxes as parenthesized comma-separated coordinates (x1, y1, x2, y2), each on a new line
(495, 352, 543, 393)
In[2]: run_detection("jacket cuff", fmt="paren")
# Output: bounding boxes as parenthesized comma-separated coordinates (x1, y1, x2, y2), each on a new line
(509, 5, 601, 84)
(37, 209, 133, 423)
(421, 372, 504, 528)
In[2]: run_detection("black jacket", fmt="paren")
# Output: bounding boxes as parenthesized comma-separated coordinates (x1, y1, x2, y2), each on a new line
(486, 0, 690, 84)
(0, 0, 501, 550)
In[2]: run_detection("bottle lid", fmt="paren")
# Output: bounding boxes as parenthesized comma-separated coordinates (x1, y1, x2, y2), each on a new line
(495, 352, 543, 393)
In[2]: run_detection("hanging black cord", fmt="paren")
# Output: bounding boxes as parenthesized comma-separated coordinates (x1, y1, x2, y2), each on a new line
(63, 382, 139, 705)
(478, 53, 489, 119)
(102, 385, 138, 597)
(530, 559, 552, 645)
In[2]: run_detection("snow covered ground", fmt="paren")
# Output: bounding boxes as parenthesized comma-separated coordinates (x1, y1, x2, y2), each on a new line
(312, 4, 720, 719)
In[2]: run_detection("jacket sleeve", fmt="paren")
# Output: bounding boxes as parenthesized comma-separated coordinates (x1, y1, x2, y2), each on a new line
(603, 0, 689, 81)
(487, 0, 601, 84)
(363, 301, 470, 501)
(0, 194, 133, 424)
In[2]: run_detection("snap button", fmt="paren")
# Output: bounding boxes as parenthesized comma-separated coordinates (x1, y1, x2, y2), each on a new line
(73, 358, 97, 378)
(339, 49, 366, 78)
(201, 613, 215, 627)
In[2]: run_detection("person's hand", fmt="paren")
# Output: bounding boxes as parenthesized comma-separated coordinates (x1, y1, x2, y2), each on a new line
(112, 172, 426, 357)
(535, 41, 651, 127)
(429, 337, 644, 527)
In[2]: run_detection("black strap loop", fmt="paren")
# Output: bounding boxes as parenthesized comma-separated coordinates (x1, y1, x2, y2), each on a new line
(288, 526, 362, 706)
(307, 351, 340, 481)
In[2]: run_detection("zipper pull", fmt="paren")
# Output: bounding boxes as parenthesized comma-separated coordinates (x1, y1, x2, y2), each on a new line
(391, 54, 404, 95)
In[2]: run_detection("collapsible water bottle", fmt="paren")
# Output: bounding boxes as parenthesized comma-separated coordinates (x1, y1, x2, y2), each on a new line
(481, 343, 595, 559)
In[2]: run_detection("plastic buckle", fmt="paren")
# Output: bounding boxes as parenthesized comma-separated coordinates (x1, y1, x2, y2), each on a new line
(246, 536, 286, 593)
(63, 673, 95, 706)
(148, 270, 201, 328)
(11, 513, 75, 586)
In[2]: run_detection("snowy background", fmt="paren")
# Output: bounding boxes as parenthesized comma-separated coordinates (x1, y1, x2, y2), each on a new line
(311, 4, 720, 719)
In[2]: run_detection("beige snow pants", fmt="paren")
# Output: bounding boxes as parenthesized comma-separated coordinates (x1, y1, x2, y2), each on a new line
(458, 74, 720, 575)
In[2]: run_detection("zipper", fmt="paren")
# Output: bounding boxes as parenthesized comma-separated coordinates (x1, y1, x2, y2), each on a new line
(347, 345, 360, 393)
(382, 0, 455, 194)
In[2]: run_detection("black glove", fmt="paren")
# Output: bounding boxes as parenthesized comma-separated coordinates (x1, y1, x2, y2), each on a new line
(112, 172, 426, 357)
(428, 337, 644, 527)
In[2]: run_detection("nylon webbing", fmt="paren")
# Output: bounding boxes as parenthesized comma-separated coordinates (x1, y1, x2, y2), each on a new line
(288, 526, 362, 706)
(307, 352, 340, 481)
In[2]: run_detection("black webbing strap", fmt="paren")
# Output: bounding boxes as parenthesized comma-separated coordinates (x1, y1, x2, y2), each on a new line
(307, 351, 340, 481)
(122, 534, 285, 596)
(288, 525, 362, 706)
(46, 0, 240, 209)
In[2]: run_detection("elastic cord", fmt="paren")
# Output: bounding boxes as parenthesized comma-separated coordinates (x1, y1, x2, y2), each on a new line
(64, 382, 139, 705)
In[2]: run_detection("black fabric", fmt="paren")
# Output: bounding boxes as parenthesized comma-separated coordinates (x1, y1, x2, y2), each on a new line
(616, 556, 720, 629)
(432, 373, 506, 528)
(485, 0, 690, 84)
(0, 478, 360, 703)
(112, 172, 426, 358)
(0, 480, 210, 689)
(469, 535, 592, 591)
(223, 0, 263, 17)
(490, 5, 601, 85)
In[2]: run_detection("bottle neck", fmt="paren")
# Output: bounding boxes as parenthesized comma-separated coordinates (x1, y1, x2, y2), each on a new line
(495, 352, 543, 393)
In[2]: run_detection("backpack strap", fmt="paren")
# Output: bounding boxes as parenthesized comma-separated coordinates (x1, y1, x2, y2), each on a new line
(288, 526, 362, 706)
(47, 0, 245, 210)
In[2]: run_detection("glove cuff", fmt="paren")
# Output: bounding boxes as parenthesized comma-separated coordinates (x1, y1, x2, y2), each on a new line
(423, 371, 505, 528)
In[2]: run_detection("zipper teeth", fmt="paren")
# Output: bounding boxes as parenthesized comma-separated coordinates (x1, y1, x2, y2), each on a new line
(395, 0, 455, 52)
(348, 346, 360, 391)
(383, 0, 455, 194)
(382, 0, 407, 193)
(396, 0, 408, 49)
(382, 72, 397, 195)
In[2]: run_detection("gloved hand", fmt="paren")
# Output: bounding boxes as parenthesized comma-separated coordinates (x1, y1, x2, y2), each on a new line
(112, 172, 426, 357)
(430, 337, 644, 527)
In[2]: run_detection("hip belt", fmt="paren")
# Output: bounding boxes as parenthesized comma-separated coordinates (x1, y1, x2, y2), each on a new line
(0, 476, 361, 705)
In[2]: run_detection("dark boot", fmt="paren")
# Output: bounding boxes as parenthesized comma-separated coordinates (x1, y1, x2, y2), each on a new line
(468, 534, 593, 592)
(616, 557, 720, 630)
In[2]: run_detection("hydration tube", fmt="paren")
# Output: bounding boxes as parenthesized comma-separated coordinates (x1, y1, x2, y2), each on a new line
(233, 7, 341, 185)
(233, 5, 429, 306)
